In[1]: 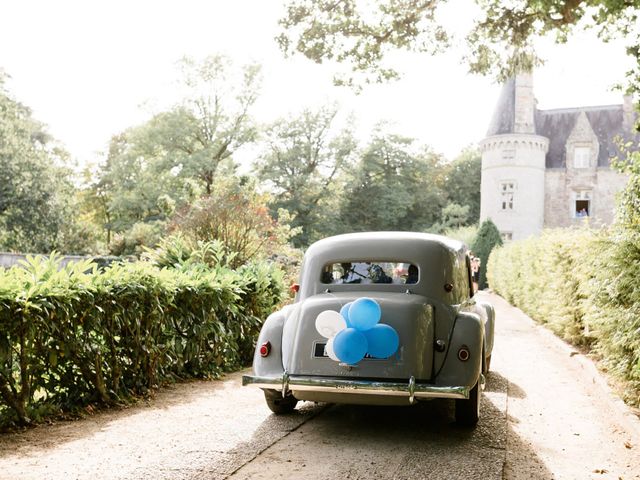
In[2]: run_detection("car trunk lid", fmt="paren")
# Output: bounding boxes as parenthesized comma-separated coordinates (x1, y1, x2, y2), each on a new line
(284, 292, 435, 381)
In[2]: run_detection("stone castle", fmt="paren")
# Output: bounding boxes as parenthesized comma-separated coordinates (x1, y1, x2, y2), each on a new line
(479, 72, 637, 241)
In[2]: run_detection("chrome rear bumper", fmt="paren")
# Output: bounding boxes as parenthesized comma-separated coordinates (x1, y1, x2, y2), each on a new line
(242, 373, 479, 403)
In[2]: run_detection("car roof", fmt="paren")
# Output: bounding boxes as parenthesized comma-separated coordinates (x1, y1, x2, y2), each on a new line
(306, 232, 465, 257)
(298, 232, 469, 301)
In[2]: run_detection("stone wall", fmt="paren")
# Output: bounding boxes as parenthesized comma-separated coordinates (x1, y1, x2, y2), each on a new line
(544, 169, 572, 228)
(593, 168, 629, 226)
(544, 168, 628, 228)
(0, 253, 120, 270)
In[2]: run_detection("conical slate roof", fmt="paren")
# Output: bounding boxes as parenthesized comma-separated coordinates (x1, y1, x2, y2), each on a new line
(486, 78, 515, 137)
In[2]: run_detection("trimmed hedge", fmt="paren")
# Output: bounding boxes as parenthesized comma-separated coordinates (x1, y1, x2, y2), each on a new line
(488, 228, 640, 407)
(0, 254, 284, 425)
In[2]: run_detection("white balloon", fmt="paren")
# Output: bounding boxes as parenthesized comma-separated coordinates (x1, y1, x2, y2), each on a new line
(315, 310, 347, 339)
(325, 337, 340, 361)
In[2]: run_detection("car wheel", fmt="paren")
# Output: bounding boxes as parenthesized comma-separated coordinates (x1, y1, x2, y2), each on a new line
(263, 389, 298, 414)
(455, 381, 480, 427)
(485, 354, 492, 373)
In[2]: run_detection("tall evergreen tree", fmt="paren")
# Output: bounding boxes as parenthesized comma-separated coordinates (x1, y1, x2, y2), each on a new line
(471, 219, 503, 289)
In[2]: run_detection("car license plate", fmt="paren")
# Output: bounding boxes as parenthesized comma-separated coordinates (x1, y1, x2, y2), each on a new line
(313, 342, 329, 358)
(313, 342, 382, 360)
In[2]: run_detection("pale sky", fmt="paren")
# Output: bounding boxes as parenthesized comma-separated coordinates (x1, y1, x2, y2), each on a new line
(0, 0, 633, 167)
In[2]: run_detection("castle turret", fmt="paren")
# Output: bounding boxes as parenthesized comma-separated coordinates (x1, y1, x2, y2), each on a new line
(479, 72, 549, 241)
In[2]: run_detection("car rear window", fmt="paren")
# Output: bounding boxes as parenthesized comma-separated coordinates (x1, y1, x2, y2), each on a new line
(320, 261, 419, 285)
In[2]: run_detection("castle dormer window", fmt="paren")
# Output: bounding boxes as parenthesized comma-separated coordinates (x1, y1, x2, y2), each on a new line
(500, 181, 515, 211)
(573, 147, 591, 168)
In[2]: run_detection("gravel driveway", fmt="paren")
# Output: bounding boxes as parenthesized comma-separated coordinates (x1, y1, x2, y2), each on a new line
(1, 292, 639, 479)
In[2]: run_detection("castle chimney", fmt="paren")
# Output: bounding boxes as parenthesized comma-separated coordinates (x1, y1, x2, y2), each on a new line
(514, 72, 536, 134)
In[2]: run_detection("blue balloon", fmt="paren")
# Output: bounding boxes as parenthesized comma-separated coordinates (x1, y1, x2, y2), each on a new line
(364, 324, 400, 359)
(340, 302, 353, 326)
(348, 298, 381, 331)
(333, 328, 368, 364)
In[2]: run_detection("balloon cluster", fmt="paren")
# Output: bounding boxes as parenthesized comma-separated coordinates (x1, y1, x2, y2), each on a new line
(315, 298, 400, 365)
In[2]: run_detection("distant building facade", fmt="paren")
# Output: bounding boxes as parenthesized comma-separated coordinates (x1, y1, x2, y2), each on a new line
(479, 72, 637, 241)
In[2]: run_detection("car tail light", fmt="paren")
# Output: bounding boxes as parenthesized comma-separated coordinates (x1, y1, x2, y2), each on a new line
(259, 341, 271, 357)
(457, 346, 470, 362)
(290, 284, 300, 293)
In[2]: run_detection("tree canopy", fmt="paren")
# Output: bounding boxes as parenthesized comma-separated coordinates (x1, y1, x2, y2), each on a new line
(439, 148, 481, 223)
(0, 74, 90, 253)
(90, 55, 262, 254)
(0, 52, 486, 256)
(255, 106, 356, 247)
(277, 0, 640, 92)
(338, 131, 446, 232)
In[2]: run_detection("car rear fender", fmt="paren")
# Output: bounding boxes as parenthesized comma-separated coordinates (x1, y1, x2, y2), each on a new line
(252, 305, 295, 377)
(479, 301, 495, 357)
(435, 311, 483, 388)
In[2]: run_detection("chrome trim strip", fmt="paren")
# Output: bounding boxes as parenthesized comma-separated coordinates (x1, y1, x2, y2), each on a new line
(242, 374, 470, 400)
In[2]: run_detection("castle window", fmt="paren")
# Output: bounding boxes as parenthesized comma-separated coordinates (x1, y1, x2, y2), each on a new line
(574, 190, 591, 218)
(502, 149, 515, 161)
(574, 147, 591, 168)
(500, 181, 515, 210)
(501, 232, 513, 241)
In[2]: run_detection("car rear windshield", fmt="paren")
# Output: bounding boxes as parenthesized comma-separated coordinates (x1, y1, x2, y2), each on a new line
(320, 262, 418, 285)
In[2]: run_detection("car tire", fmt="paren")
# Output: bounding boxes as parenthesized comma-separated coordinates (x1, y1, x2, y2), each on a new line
(455, 381, 480, 427)
(485, 354, 492, 373)
(263, 389, 298, 414)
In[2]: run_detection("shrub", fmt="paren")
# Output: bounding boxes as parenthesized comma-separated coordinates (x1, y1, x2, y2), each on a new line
(488, 228, 640, 406)
(168, 177, 298, 268)
(487, 229, 596, 343)
(584, 230, 640, 405)
(0, 253, 284, 426)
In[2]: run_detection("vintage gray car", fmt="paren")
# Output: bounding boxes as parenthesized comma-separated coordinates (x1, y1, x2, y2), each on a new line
(242, 232, 495, 426)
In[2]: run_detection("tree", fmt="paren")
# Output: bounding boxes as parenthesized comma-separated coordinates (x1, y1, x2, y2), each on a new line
(170, 55, 261, 194)
(255, 106, 357, 246)
(91, 55, 261, 252)
(0, 74, 86, 253)
(471, 219, 503, 289)
(339, 131, 446, 232)
(277, 0, 450, 86)
(439, 203, 470, 230)
(90, 130, 186, 255)
(277, 0, 640, 93)
(440, 148, 482, 224)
